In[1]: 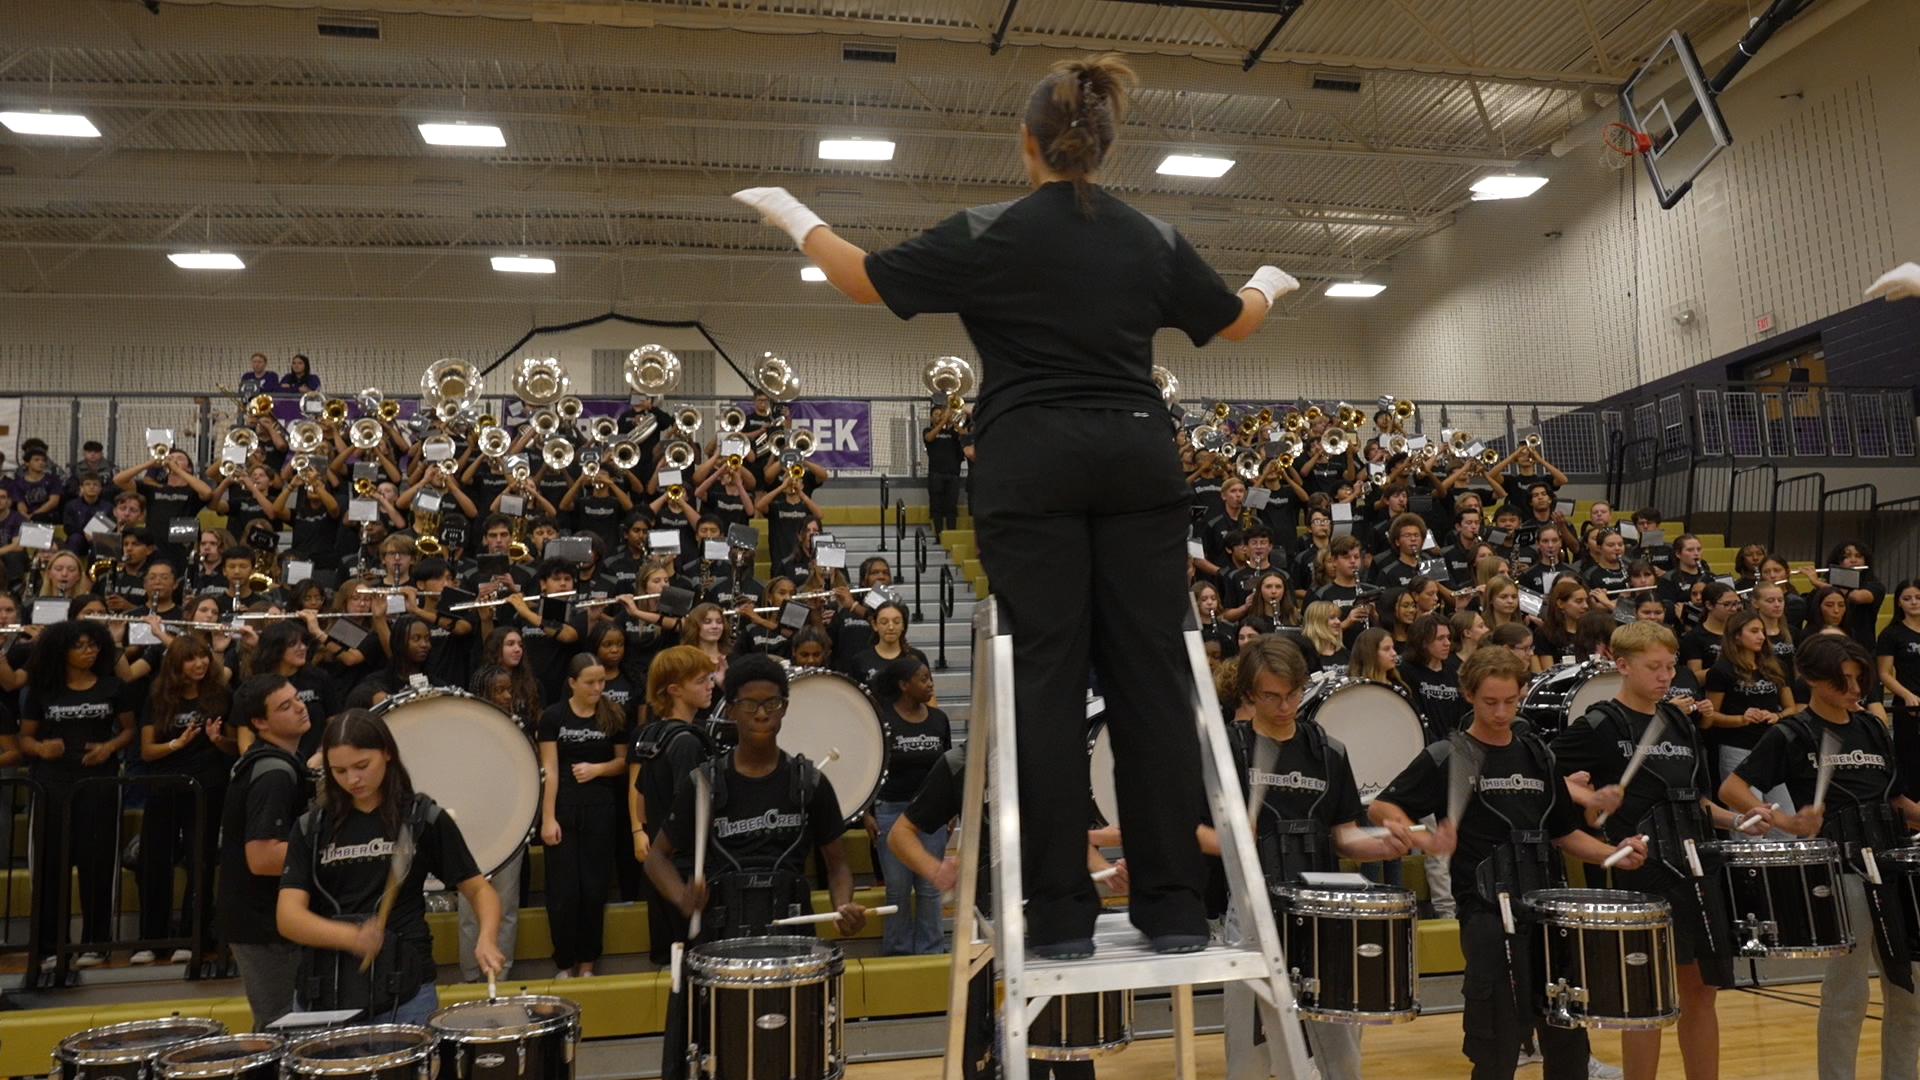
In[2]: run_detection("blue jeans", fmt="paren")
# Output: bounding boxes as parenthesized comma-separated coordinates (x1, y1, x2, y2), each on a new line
(303, 980, 438, 1027)
(872, 799, 947, 955)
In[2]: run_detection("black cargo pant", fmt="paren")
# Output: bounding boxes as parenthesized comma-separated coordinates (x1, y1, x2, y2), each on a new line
(929, 471, 963, 535)
(1460, 910, 1590, 1080)
(973, 406, 1208, 946)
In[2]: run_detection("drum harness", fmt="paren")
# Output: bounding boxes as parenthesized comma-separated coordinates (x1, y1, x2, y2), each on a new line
(294, 795, 440, 1020)
(1777, 710, 1914, 990)
(695, 752, 824, 940)
(1226, 720, 1339, 886)
(1579, 700, 1728, 954)
(1448, 726, 1563, 915)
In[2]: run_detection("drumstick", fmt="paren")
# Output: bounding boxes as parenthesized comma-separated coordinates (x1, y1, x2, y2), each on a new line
(689, 769, 712, 940)
(1446, 735, 1484, 827)
(1602, 835, 1648, 869)
(1498, 891, 1516, 935)
(1736, 803, 1778, 831)
(359, 826, 415, 973)
(1862, 847, 1883, 886)
(487, 972, 497, 1001)
(1091, 866, 1120, 882)
(1596, 713, 1667, 826)
(1682, 837, 1704, 877)
(1247, 734, 1281, 824)
(1812, 730, 1841, 811)
(771, 904, 899, 927)
(670, 941, 684, 995)
(1355, 824, 1430, 839)
(825, 747, 841, 764)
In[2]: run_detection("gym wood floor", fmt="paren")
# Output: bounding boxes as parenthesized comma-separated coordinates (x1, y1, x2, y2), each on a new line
(849, 984, 1868, 1078)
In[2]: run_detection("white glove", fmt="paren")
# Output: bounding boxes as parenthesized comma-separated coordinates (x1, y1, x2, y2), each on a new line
(1866, 262, 1920, 301)
(1240, 265, 1300, 306)
(731, 187, 829, 250)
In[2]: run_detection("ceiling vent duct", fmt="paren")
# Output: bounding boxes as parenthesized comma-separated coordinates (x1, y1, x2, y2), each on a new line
(318, 16, 381, 39)
(1311, 71, 1364, 93)
(842, 42, 897, 63)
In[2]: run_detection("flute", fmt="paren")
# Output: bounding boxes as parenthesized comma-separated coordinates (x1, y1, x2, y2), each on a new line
(752, 586, 875, 612)
(86, 615, 240, 632)
(360, 587, 442, 596)
(446, 589, 577, 612)
(234, 611, 366, 622)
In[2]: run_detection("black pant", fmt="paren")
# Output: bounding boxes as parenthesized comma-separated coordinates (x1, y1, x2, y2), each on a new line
(928, 472, 963, 535)
(973, 407, 1207, 945)
(35, 774, 121, 955)
(545, 792, 616, 969)
(612, 800, 646, 903)
(1894, 707, 1920, 800)
(1459, 910, 1589, 1080)
(646, 865, 691, 965)
(137, 773, 225, 944)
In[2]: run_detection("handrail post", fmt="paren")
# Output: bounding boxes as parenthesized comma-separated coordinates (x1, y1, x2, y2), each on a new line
(878, 474, 889, 530)
(913, 529, 927, 623)
(895, 500, 907, 572)
(937, 564, 952, 669)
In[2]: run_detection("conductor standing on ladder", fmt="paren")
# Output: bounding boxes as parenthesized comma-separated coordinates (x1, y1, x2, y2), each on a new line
(733, 53, 1297, 955)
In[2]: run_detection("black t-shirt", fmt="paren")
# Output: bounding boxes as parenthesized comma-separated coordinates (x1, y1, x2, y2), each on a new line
(845, 646, 926, 696)
(1232, 721, 1365, 882)
(538, 702, 627, 802)
(863, 182, 1243, 437)
(144, 695, 233, 779)
(1371, 556, 1422, 590)
(764, 496, 815, 563)
(514, 608, 589, 704)
(286, 488, 340, 559)
(281, 796, 480, 991)
(828, 609, 874, 672)
(23, 677, 134, 779)
(734, 622, 794, 659)
(144, 482, 207, 532)
(877, 706, 952, 802)
(1552, 702, 1710, 858)
(1679, 627, 1723, 673)
(663, 752, 843, 879)
(289, 668, 340, 760)
(634, 719, 715, 844)
(218, 743, 311, 945)
(1439, 544, 1478, 590)
(1878, 623, 1920, 703)
(1376, 728, 1582, 913)
(924, 427, 966, 475)
(1399, 658, 1465, 741)
(1703, 658, 1788, 750)
(1585, 562, 1630, 594)
(571, 491, 626, 546)
(1735, 711, 1901, 852)
(601, 673, 640, 726)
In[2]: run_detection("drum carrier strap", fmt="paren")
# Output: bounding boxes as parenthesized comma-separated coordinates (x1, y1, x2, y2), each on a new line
(1779, 711, 1900, 867)
(697, 752, 822, 940)
(1452, 725, 1564, 912)
(1228, 720, 1339, 885)
(1581, 700, 1715, 874)
(296, 794, 441, 1019)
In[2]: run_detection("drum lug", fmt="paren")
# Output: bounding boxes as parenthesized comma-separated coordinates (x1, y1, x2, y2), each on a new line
(1738, 915, 1777, 956)
(1288, 968, 1319, 1003)
(516, 1041, 527, 1077)
(1545, 978, 1586, 1029)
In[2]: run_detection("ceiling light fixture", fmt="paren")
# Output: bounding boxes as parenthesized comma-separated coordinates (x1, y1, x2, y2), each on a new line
(491, 255, 556, 274)
(168, 251, 246, 270)
(1156, 154, 1235, 178)
(818, 138, 895, 161)
(1469, 175, 1549, 200)
(800, 266, 828, 282)
(0, 110, 101, 138)
(1325, 282, 1386, 298)
(418, 122, 506, 147)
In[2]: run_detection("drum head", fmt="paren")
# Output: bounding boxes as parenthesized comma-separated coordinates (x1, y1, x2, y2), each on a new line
(288, 1026, 434, 1074)
(689, 935, 842, 984)
(1568, 671, 1624, 719)
(1089, 724, 1118, 829)
(779, 670, 887, 825)
(58, 1019, 229, 1065)
(377, 689, 540, 878)
(157, 1036, 286, 1079)
(430, 996, 578, 1040)
(1299, 681, 1425, 803)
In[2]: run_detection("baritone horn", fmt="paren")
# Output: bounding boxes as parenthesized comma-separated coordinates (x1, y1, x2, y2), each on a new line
(541, 438, 575, 471)
(923, 356, 975, 410)
(662, 440, 696, 471)
(756, 353, 800, 402)
(609, 440, 642, 471)
(590, 417, 618, 443)
(420, 358, 478, 406)
(286, 420, 325, 455)
(625, 345, 680, 396)
(788, 428, 817, 457)
(477, 425, 512, 459)
(348, 418, 383, 450)
(1320, 428, 1351, 457)
(1234, 449, 1265, 482)
(530, 410, 560, 438)
(556, 396, 584, 423)
(719, 406, 747, 435)
(674, 407, 702, 438)
(514, 357, 569, 406)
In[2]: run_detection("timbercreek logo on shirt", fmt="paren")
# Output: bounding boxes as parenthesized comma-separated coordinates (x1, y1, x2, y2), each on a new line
(1475, 774, 1547, 794)
(43, 703, 110, 722)
(320, 837, 396, 865)
(558, 728, 605, 743)
(1422, 684, 1460, 702)
(894, 733, 945, 754)
(1614, 741, 1693, 759)
(1811, 749, 1887, 771)
(1249, 769, 1328, 794)
(714, 808, 807, 839)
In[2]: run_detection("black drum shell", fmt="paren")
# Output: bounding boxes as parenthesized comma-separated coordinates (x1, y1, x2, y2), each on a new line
(1527, 889, 1678, 1030)
(1713, 839, 1853, 958)
(1272, 885, 1419, 1024)
(430, 997, 580, 1080)
(1027, 992, 1133, 1060)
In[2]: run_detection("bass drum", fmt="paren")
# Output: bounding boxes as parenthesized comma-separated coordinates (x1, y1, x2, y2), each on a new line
(375, 687, 542, 879)
(1521, 660, 1623, 734)
(1296, 677, 1427, 805)
(777, 668, 889, 827)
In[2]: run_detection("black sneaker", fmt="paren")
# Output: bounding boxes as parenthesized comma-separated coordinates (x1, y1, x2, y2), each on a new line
(1031, 938, 1095, 961)
(1150, 934, 1209, 955)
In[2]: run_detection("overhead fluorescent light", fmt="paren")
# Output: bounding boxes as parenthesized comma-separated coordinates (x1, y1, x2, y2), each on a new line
(1156, 154, 1235, 178)
(1325, 282, 1386, 297)
(168, 251, 246, 270)
(0, 111, 101, 138)
(491, 255, 555, 274)
(800, 266, 828, 282)
(1469, 175, 1549, 200)
(418, 122, 506, 147)
(818, 138, 895, 161)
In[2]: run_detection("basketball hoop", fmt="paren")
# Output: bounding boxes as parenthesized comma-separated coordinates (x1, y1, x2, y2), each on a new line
(1601, 121, 1652, 170)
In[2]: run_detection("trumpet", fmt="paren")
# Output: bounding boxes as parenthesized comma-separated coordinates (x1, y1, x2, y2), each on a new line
(756, 353, 800, 402)
(1446, 429, 1473, 455)
(674, 407, 702, 438)
(1238, 416, 1260, 436)
(291, 454, 318, 481)
(505, 454, 531, 482)
(1275, 435, 1305, 462)
(1385, 433, 1410, 457)
(1394, 398, 1416, 420)
(530, 410, 560, 438)
(349, 418, 384, 450)
(287, 419, 325, 455)
(724, 453, 744, 470)
(718, 406, 748, 435)
(1257, 407, 1274, 425)
(924, 356, 975, 410)
(223, 426, 259, 453)
(556, 396, 584, 423)
(664, 483, 686, 503)
(248, 394, 275, 419)
(1524, 432, 1543, 451)
(1303, 405, 1324, 424)
(218, 460, 242, 479)
(1480, 446, 1501, 466)
(514, 357, 569, 406)
(1151, 365, 1180, 404)
(1209, 401, 1231, 421)
(353, 477, 377, 498)
(609, 440, 643, 471)
(1282, 411, 1307, 434)
(376, 399, 401, 422)
(579, 447, 604, 478)
(542, 438, 575, 471)
(626, 345, 680, 396)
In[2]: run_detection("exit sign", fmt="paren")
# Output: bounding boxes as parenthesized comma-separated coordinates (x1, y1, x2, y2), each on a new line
(1755, 313, 1775, 333)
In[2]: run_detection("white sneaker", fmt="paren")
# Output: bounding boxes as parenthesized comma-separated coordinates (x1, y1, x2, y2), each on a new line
(73, 952, 106, 969)
(1516, 1045, 1544, 1066)
(554, 970, 571, 979)
(170, 949, 194, 964)
(39, 955, 57, 973)
(1589, 1057, 1624, 1079)
(129, 950, 157, 965)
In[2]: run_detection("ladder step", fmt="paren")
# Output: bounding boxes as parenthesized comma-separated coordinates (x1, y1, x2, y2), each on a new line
(1017, 914, 1273, 997)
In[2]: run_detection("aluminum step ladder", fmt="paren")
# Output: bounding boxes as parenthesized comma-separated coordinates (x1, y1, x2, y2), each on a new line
(942, 597, 1313, 1080)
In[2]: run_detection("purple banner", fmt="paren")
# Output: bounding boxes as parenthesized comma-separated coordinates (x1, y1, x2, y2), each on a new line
(783, 400, 872, 469)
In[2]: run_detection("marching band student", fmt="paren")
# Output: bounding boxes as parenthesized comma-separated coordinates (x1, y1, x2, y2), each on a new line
(1517, 527, 1573, 596)
(1801, 586, 1852, 645)
(1720, 635, 1920, 1080)
(217, 675, 312, 1028)
(1680, 583, 1740, 685)
(1483, 576, 1524, 634)
(113, 450, 213, 563)
(1756, 554, 1808, 631)
(1494, 443, 1568, 495)
(1371, 648, 1646, 1080)
(1399, 614, 1462, 741)
(1751, 581, 1798, 671)
(1879, 580, 1920, 793)
(647, 655, 863, 1080)
(923, 402, 970, 536)
(1582, 530, 1630, 610)
(539, 653, 631, 978)
(842, 600, 922, 694)
(278, 710, 504, 1024)
(1533, 579, 1590, 670)
(1451, 611, 1488, 662)
(1371, 512, 1429, 590)
(629, 645, 718, 964)
(1556, 621, 1764, 1080)
(865, 654, 953, 956)
(1800, 541, 1885, 651)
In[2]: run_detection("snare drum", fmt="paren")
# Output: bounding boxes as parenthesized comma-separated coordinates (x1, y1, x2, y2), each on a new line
(1272, 884, 1419, 1024)
(1027, 992, 1134, 1060)
(430, 997, 581, 1080)
(1709, 838, 1852, 958)
(1526, 888, 1677, 1030)
(1519, 660, 1623, 734)
(284, 1025, 436, 1080)
(155, 1036, 286, 1080)
(54, 1019, 230, 1080)
(376, 687, 541, 878)
(1296, 677, 1426, 804)
(776, 669, 889, 826)
(687, 936, 845, 1080)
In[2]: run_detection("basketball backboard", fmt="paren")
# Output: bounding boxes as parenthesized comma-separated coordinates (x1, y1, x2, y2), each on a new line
(1620, 32, 1733, 210)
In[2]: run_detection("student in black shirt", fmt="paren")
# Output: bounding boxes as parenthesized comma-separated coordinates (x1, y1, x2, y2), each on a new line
(1804, 540, 1887, 652)
(19, 620, 139, 970)
(1371, 647, 1644, 1080)
(135, 636, 239, 966)
(924, 402, 972, 531)
(866, 655, 953, 957)
(738, 54, 1290, 954)
(1721, 635, 1920, 1078)
(538, 653, 631, 978)
(278, 709, 502, 1025)
(505, 558, 586, 706)
(1878, 581, 1920, 795)
(629, 646, 719, 964)
(843, 601, 924, 694)
(255, 620, 343, 761)
(114, 450, 214, 565)
(1701, 610, 1796, 784)
(647, 655, 865, 1080)
(1398, 613, 1463, 741)
(1680, 582, 1739, 684)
